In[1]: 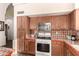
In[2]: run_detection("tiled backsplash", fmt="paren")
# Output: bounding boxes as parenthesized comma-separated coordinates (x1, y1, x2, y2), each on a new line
(52, 30, 77, 39)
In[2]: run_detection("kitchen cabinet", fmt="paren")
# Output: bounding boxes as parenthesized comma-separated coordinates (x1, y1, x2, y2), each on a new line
(17, 16, 30, 53)
(30, 17, 39, 30)
(70, 9, 79, 30)
(51, 15, 70, 30)
(17, 30, 25, 53)
(51, 40, 76, 56)
(28, 40, 35, 55)
(64, 42, 76, 56)
(51, 40, 64, 56)
(24, 39, 29, 53)
(38, 16, 52, 23)
(30, 16, 52, 30)
(70, 10, 76, 30)
(25, 39, 35, 55)
(17, 16, 30, 31)
(75, 9, 79, 30)
(30, 15, 71, 30)
(66, 49, 74, 56)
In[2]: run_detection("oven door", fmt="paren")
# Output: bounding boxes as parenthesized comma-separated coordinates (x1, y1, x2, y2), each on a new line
(36, 39, 51, 56)
(37, 43, 50, 52)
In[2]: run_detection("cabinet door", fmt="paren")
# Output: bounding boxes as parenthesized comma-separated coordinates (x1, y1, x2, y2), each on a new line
(17, 30, 25, 53)
(76, 9, 79, 30)
(30, 16, 52, 30)
(30, 17, 39, 30)
(52, 15, 70, 30)
(65, 43, 75, 56)
(51, 40, 64, 56)
(70, 11, 76, 30)
(17, 16, 22, 29)
(38, 16, 52, 23)
(17, 16, 30, 53)
(28, 40, 35, 55)
(66, 49, 73, 56)
(24, 40, 29, 53)
(21, 16, 30, 30)
(52, 45, 63, 56)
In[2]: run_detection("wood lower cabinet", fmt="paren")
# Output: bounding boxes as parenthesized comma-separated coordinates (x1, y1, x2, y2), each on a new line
(17, 29, 25, 53)
(17, 38, 25, 53)
(65, 42, 75, 56)
(28, 40, 35, 55)
(66, 49, 74, 56)
(51, 40, 64, 56)
(51, 40, 77, 56)
(24, 40, 29, 52)
(25, 39, 35, 55)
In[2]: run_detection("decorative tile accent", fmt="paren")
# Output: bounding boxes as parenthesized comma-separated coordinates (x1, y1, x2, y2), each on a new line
(52, 30, 77, 39)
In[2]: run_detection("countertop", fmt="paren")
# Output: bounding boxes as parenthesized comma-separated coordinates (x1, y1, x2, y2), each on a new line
(26, 37, 35, 40)
(64, 39, 79, 55)
(64, 39, 79, 52)
(52, 39, 79, 45)
(64, 39, 79, 45)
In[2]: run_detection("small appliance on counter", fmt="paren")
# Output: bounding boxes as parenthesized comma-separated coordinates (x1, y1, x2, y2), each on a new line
(67, 35, 76, 41)
(71, 35, 76, 41)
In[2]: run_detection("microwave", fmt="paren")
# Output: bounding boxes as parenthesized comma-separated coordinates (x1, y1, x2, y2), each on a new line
(38, 23, 51, 32)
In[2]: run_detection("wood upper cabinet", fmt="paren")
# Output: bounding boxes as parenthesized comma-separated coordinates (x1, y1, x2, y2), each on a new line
(69, 9, 79, 30)
(38, 16, 52, 23)
(30, 17, 39, 30)
(17, 16, 30, 33)
(30, 15, 71, 30)
(30, 16, 52, 30)
(69, 10, 76, 30)
(17, 16, 30, 53)
(75, 9, 79, 30)
(51, 40, 64, 56)
(51, 15, 70, 30)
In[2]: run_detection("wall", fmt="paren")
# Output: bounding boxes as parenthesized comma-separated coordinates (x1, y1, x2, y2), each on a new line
(52, 30, 76, 39)
(75, 3, 79, 9)
(5, 4, 14, 40)
(0, 3, 10, 46)
(5, 18, 14, 40)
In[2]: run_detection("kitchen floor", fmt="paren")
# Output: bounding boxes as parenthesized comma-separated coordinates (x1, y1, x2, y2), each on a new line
(3, 40, 13, 48)
(16, 53, 34, 56)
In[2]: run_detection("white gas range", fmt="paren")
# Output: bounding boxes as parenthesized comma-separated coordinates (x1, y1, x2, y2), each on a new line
(36, 39, 51, 56)
(35, 32, 51, 56)
(35, 22, 51, 56)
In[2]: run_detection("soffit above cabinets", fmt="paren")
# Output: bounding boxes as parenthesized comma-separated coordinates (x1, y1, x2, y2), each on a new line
(14, 3, 75, 16)
(28, 11, 72, 17)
